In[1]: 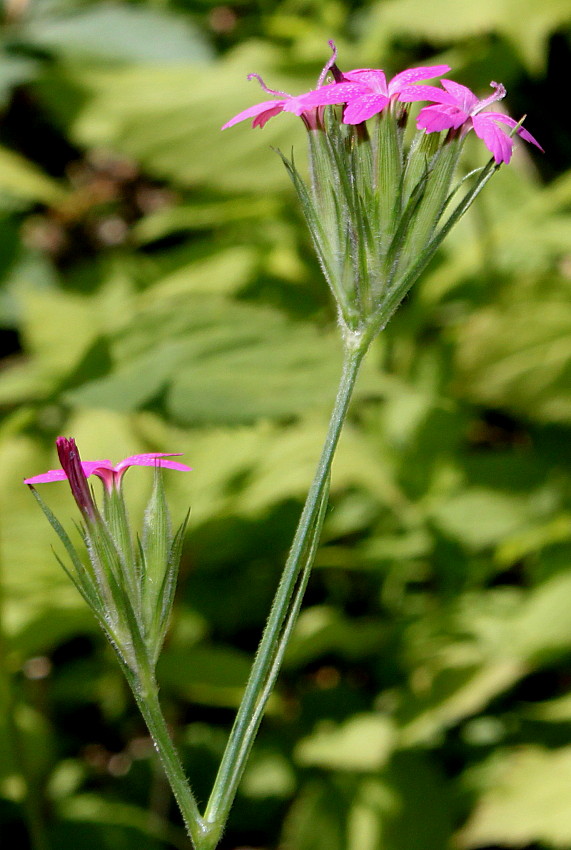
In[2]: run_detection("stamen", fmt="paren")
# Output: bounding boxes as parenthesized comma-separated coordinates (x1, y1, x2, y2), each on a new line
(317, 40, 338, 87)
(247, 73, 290, 98)
(474, 81, 507, 114)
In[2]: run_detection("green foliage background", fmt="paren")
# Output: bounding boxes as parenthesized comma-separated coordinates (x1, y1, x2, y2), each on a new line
(0, 1, 570, 848)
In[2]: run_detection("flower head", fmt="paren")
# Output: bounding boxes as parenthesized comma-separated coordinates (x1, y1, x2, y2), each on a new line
(25, 438, 192, 493)
(401, 79, 543, 163)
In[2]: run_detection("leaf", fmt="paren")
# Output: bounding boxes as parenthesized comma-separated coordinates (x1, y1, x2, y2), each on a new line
(285, 605, 386, 668)
(21, 2, 213, 65)
(283, 754, 454, 850)
(360, 0, 571, 71)
(281, 779, 350, 850)
(0, 50, 39, 108)
(400, 574, 571, 745)
(350, 754, 454, 850)
(458, 746, 571, 848)
(0, 146, 66, 205)
(455, 296, 571, 424)
(157, 645, 252, 707)
(295, 714, 395, 772)
(431, 486, 545, 549)
(55, 793, 179, 850)
(32, 44, 313, 192)
(65, 294, 349, 425)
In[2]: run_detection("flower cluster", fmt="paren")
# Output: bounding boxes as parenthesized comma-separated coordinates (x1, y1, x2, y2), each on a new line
(223, 43, 542, 165)
(25, 438, 191, 671)
(223, 44, 542, 343)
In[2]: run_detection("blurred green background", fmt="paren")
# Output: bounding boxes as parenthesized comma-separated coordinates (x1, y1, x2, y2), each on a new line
(0, 1, 570, 848)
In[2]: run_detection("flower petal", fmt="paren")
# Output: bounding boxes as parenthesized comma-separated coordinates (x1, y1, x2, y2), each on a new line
(343, 69, 388, 95)
(440, 79, 479, 112)
(416, 104, 468, 132)
(398, 84, 458, 105)
(222, 100, 285, 130)
(291, 82, 367, 111)
(81, 460, 114, 478)
(472, 114, 513, 163)
(485, 112, 544, 152)
(343, 93, 390, 124)
(389, 64, 451, 94)
(24, 469, 69, 484)
(252, 105, 286, 128)
(115, 453, 192, 473)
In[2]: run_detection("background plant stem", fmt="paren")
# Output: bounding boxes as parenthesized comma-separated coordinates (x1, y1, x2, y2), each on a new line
(0, 533, 51, 850)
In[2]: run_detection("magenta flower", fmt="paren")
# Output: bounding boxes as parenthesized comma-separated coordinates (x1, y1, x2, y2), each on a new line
(324, 64, 451, 125)
(400, 79, 543, 164)
(222, 41, 360, 131)
(25, 437, 192, 494)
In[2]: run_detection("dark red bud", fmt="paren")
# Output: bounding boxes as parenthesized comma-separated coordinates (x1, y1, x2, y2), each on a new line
(56, 437, 98, 520)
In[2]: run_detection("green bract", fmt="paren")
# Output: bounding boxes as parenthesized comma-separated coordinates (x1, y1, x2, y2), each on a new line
(280, 104, 499, 343)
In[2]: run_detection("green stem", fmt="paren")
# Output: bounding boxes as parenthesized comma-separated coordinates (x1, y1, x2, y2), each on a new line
(126, 665, 210, 849)
(202, 336, 369, 847)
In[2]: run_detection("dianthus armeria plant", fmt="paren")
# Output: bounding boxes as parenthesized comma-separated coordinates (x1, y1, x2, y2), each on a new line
(25, 43, 542, 850)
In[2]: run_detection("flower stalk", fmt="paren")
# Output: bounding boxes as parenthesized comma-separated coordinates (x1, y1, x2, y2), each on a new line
(202, 335, 368, 845)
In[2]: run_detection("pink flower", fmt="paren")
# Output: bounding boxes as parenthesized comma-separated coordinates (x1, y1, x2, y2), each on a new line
(25, 437, 192, 494)
(326, 64, 451, 125)
(400, 79, 543, 164)
(222, 41, 359, 131)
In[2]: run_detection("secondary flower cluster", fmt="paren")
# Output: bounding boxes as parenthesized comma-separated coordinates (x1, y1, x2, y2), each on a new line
(26, 438, 191, 671)
(223, 43, 542, 165)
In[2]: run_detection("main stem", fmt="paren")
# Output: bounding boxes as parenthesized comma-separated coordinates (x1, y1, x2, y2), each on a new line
(202, 335, 369, 847)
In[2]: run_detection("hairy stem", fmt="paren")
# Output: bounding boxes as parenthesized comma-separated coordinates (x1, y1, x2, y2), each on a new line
(126, 664, 210, 849)
(202, 335, 369, 847)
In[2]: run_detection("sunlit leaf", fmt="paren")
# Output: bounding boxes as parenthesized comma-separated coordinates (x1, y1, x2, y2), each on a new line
(458, 746, 571, 848)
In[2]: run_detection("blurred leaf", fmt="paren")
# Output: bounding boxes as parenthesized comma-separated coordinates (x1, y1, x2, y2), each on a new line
(350, 754, 454, 850)
(431, 486, 549, 549)
(523, 692, 571, 723)
(295, 714, 395, 771)
(21, 2, 213, 64)
(55, 793, 185, 849)
(420, 168, 571, 306)
(401, 573, 571, 744)
(362, 0, 571, 70)
(284, 753, 453, 850)
(158, 644, 252, 707)
(285, 605, 386, 668)
(458, 746, 571, 848)
(281, 778, 350, 850)
(133, 196, 281, 244)
(0, 146, 66, 205)
(65, 294, 350, 425)
(0, 703, 53, 791)
(455, 294, 571, 424)
(509, 571, 571, 664)
(241, 751, 296, 799)
(32, 43, 314, 191)
(0, 51, 40, 107)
